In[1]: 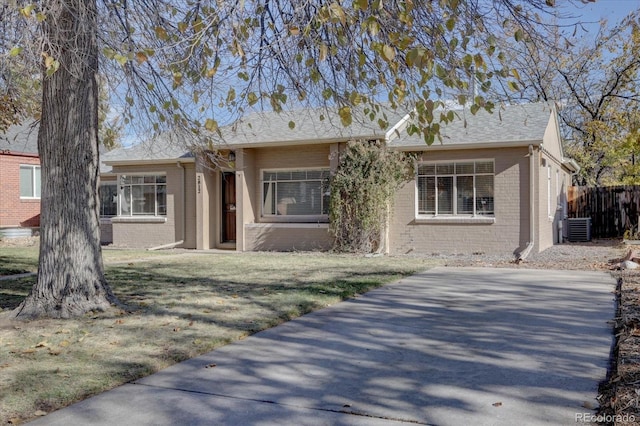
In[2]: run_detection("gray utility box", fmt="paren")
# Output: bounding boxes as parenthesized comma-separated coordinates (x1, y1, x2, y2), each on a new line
(566, 218, 592, 242)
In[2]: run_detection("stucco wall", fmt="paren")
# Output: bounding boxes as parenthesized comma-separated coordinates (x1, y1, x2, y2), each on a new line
(389, 147, 531, 256)
(0, 154, 41, 228)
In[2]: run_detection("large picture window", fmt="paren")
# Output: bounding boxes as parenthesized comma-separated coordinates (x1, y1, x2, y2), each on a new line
(19, 165, 41, 199)
(417, 161, 494, 216)
(262, 169, 330, 217)
(118, 175, 166, 216)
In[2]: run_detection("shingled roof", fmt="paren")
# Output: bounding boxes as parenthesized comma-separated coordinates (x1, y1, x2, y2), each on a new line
(100, 131, 194, 174)
(0, 120, 39, 155)
(390, 102, 555, 149)
(220, 105, 410, 147)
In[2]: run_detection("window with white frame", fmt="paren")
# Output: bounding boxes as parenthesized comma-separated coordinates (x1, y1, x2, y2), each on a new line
(118, 175, 166, 216)
(262, 169, 330, 217)
(417, 161, 494, 216)
(19, 165, 41, 198)
(99, 182, 118, 217)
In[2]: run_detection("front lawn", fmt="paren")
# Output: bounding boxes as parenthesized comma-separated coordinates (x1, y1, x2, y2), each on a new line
(0, 250, 440, 424)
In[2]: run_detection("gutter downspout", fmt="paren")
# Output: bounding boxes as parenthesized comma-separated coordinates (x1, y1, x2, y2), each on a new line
(149, 161, 186, 250)
(518, 144, 536, 261)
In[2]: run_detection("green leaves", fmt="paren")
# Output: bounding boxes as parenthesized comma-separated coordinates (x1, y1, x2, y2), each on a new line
(204, 118, 218, 132)
(247, 92, 258, 106)
(514, 28, 524, 42)
(329, 140, 413, 253)
(338, 106, 352, 127)
(9, 46, 23, 57)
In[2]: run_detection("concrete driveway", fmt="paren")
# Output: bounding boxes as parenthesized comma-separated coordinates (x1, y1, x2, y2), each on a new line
(29, 267, 615, 425)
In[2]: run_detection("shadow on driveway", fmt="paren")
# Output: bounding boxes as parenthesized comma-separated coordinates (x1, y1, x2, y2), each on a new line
(29, 267, 615, 426)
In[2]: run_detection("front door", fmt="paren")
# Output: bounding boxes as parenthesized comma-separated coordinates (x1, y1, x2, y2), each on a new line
(221, 172, 236, 243)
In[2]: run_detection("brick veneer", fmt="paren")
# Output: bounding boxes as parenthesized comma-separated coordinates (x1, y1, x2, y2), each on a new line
(0, 153, 41, 228)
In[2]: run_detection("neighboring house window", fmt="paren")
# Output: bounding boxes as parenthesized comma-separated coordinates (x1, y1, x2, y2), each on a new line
(118, 175, 166, 216)
(262, 169, 330, 216)
(99, 182, 118, 217)
(417, 161, 494, 216)
(19, 165, 41, 199)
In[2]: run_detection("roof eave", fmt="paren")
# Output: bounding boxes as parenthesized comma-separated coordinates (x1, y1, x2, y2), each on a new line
(390, 139, 543, 151)
(103, 157, 196, 167)
(0, 150, 39, 158)
(224, 134, 385, 149)
(562, 158, 581, 173)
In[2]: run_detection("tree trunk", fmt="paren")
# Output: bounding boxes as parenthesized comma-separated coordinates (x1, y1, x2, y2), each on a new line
(12, 0, 117, 319)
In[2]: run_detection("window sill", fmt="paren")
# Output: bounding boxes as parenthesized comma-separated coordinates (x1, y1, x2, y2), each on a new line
(20, 197, 41, 201)
(261, 215, 329, 224)
(414, 216, 495, 224)
(111, 216, 167, 224)
(248, 223, 329, 229)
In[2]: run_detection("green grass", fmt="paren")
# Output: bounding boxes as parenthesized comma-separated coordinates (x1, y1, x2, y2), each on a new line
(0, 250, 441, 424)
(0, 247, 39, 276)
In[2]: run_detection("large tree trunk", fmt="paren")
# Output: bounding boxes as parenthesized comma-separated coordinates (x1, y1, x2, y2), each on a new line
(12, 0, 117, 319)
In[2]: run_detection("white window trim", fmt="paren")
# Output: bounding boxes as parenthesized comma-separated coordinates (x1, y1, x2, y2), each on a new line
(260, 167, 330, 222)
(19, 164, 41, 199)
(117, 173, 167, 218)
(415, 159, 495, 220)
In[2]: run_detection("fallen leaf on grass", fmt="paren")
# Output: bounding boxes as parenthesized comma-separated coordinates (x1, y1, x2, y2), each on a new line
(35, 341, 49, 348)
(34, 410, 48, 416)
(48, 348, 61, 356)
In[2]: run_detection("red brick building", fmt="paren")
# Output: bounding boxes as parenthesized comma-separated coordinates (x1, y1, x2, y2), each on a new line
(0, 121, 41, 229)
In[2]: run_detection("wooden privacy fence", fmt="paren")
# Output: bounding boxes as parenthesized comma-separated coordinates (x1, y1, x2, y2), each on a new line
(568, 186, 640, 238)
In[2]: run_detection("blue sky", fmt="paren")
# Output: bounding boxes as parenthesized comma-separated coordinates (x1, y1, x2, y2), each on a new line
(563, 0, 638, 26)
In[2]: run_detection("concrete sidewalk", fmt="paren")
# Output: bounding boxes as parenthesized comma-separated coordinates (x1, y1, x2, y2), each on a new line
(29, 267, 615, 425)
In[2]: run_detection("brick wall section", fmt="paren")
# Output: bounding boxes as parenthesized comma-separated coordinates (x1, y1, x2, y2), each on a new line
(252, 144, 331, 223)
(0, 154, 41, 228)
(389, 147, 530, 256)
(233, 144, 333, 251)
(242, 144, 332, 251)
(244, 224, 332, 251)
(108, 162, 195, 248)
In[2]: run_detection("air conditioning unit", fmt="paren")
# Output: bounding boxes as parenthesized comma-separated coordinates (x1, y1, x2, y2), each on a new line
(567, 218, 592, 242)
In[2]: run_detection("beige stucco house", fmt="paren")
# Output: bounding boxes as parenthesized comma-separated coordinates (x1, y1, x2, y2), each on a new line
(99, 102, 578, 257)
